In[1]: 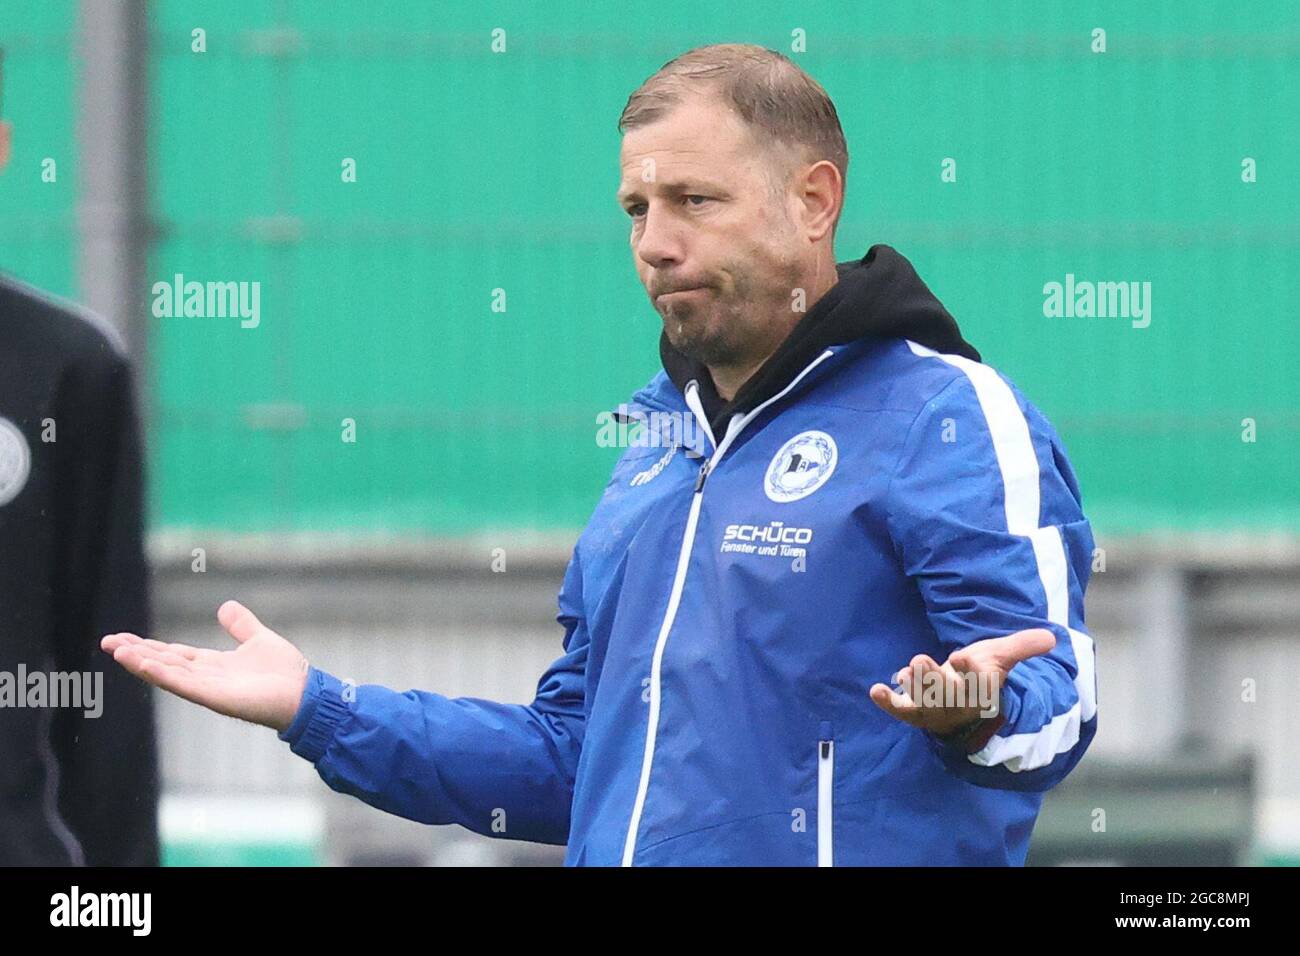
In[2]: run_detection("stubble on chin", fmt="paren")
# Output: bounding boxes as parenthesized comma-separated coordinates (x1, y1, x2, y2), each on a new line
(662, 300, 740, 368)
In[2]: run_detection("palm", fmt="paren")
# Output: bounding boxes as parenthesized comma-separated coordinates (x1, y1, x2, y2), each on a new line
(101, 600, 309, 732)
(868, 628, 1057, 735)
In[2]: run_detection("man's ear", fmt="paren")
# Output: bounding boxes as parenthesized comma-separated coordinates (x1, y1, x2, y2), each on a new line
(0, 120, 11, 173)
(799, 159, 842, 244)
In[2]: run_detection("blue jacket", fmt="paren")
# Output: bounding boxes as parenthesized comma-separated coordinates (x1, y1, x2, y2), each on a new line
(279, 247, 1098, 866)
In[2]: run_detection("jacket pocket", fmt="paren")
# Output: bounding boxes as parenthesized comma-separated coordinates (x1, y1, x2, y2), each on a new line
(817, 720, 834, 867)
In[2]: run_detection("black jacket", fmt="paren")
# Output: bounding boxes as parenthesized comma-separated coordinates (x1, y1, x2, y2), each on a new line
(0, 272, 159, 865)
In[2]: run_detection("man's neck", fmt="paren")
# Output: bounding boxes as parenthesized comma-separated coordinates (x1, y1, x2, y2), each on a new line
(711, 353, 773, 402)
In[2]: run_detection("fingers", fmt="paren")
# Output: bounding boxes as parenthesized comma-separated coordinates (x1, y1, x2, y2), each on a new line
(108, 642, 243, 715)
(889, 654, 935, 697)
(103, 633, 212, 663)
(895, 654, 961, 699)
(947, 628, 1057, 673)
(111, 641, 197, 675)
(217, 600, 265, 644)
(110, 643, 187, 684)
(138, 637, 203, 660)
(906, 653, 939, 677)
(124, 653, 222, 711)
(869, 681, 924, 726)
(877, 630, 1057, 730)
(101, 632, 143, 653)
(1008, 627, 1058, 660)
(103, 632, 268, 723)
(882, 654, 983, 726)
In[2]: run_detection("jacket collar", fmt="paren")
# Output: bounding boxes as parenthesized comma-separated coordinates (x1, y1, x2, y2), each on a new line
(659, 244, 981, 438)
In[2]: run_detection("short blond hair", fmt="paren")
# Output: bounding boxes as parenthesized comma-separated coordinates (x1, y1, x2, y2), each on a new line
(618, 43, 848, 221)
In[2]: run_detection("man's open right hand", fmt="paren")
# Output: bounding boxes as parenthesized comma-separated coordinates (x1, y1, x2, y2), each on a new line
(101, 600, 310, 733)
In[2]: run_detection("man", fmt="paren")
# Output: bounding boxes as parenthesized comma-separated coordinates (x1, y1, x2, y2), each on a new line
(0, 86, 161, 864)
(103, 44, 1097, 866)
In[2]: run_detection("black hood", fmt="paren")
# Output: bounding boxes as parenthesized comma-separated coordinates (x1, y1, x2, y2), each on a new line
(659, 244, 981, 437)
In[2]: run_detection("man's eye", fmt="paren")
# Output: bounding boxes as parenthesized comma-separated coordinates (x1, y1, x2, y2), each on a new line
(625, 197, 708, 218)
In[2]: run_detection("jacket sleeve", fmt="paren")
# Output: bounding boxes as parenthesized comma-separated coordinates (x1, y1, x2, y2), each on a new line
(50, 349, 162, 865)
(884, 364, 1098, 793)
(279, 545, 590, 845)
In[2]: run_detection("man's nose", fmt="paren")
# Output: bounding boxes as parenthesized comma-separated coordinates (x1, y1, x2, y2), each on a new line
(635, 206, 685, 270)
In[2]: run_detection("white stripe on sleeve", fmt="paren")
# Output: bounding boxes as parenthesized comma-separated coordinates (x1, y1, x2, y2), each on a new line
(905, 340, 1096, 772)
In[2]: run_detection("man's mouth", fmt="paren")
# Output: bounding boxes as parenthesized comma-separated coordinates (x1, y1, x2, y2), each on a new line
(655, 287, 708, 303)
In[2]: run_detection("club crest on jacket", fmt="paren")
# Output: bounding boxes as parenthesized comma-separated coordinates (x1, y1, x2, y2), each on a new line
(765, 430, 837, 503)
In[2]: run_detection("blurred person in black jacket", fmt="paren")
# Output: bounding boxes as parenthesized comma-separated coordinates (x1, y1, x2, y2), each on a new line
(0, 59, 160, 865)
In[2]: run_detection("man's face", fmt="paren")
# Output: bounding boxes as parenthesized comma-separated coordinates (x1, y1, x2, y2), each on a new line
(617, 94, 810, 369)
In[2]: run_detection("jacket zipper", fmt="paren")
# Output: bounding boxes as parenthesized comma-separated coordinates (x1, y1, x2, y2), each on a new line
(817, 721, 834, 867)
(620, 348, 837, 866)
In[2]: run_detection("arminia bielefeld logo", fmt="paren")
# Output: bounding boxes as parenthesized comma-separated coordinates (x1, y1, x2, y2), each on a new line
(765, 430, 837, 503)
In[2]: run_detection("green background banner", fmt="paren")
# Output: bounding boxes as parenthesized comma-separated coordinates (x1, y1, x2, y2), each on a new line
(3, 0, 1296, 534)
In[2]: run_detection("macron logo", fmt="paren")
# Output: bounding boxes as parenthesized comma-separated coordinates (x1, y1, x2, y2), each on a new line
(630, 445, 678, 486)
